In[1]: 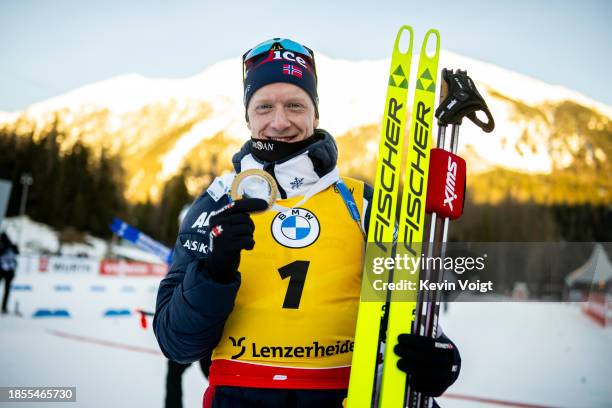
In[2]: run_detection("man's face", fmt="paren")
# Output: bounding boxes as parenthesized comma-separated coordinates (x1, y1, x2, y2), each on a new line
(247, 82, 319, 143)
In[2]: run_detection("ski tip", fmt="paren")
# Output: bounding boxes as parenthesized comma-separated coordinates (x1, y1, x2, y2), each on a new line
(421, 28, 441, 59)
(394, 25, 414, 55)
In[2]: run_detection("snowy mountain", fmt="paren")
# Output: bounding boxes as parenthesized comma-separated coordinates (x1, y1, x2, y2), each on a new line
(2, 51, 611, 204)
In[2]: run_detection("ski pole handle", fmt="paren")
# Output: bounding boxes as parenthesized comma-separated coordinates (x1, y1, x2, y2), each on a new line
(435, 68, 495, 133)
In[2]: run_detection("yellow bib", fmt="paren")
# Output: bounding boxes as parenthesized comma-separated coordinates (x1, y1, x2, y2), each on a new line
(213, 177, 365, 368)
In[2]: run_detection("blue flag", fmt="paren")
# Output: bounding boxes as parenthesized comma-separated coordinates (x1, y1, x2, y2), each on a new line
(110, 218, 172, 264)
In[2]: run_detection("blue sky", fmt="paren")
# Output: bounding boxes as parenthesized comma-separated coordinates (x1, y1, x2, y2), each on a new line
(1, 0, 610, 111)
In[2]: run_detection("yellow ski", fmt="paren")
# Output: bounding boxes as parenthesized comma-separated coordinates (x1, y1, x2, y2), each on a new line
(347, 25, 413, 407)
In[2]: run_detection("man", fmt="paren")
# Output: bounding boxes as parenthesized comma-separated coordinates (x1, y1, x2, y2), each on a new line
(0, 232, 19, 314)
(154, 38, 460, 407)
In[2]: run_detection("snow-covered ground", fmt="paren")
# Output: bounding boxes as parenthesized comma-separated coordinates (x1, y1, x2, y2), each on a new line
(1, 277, 611, 407)
(0, 270, 208, 408)
(438, 302, 612, 408)
(0, 317, 208, 408)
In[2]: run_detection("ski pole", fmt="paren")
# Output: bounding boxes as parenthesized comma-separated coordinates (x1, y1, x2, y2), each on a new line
(423, 68, 495, 340)
(408, 68, 495, 408)
(406, 70, 452, 408)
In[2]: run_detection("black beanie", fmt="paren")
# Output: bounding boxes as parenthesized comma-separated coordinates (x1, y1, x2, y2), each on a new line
(243, 43, 318, 120)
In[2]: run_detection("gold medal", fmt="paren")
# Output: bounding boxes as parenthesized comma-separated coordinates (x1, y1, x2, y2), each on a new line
(230, 169, 279, 210)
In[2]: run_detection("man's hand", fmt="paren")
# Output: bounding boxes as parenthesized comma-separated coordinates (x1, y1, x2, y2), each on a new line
(206, 198, 268, 283)
(394, 333, 461, 397)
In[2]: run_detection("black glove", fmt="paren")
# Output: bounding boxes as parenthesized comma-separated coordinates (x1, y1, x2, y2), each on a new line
(206, 198, 268, 283)
(394, 333, 461, 397)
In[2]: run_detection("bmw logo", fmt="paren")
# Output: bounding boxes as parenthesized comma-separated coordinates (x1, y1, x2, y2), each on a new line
(271, 208, 320, 248)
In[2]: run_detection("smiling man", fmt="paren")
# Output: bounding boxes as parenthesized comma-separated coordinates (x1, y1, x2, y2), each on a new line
(247, 82, 317, 143)
(154, 38, 460, 408)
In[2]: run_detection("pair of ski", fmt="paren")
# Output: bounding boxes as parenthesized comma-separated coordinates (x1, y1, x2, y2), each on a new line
(347, 26, 440, 408)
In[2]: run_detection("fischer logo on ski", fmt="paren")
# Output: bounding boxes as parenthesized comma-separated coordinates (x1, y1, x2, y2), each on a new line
(374, 97, 404, 252)
(401, 100, 432, 252)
